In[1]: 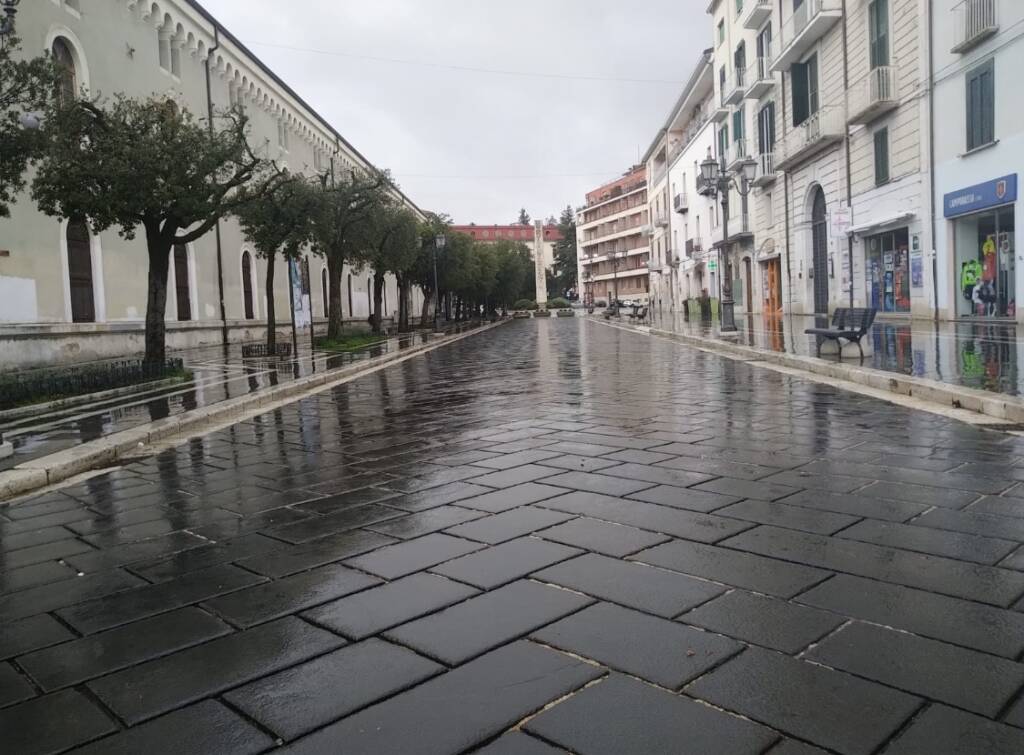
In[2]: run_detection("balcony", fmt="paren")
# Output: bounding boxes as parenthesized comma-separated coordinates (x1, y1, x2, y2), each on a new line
(674, 193, 689, 214)
(745, 55, 775, 99)
(654, 210, 670, 228)
(727, 139, 751, 171)
(724, 67, 746, 105)
(685, 238, 702, 256)
(951, 0, 998, 54)
(712, 101, 731, 124)
(752, 151, 776, 186)
(741, 0, 773, 29)
(776, 105, 846, 171)
(771, 0, 843, 72)
(848, 66, 899, 125)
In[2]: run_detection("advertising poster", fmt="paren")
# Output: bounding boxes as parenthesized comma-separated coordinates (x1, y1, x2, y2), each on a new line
(910, 252, 923, 288)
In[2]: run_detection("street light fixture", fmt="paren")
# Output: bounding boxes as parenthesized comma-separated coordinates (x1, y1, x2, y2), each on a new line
(698, 147, 757, 335)
(433, 234, 445, 332)
(0, 0, 20, 39)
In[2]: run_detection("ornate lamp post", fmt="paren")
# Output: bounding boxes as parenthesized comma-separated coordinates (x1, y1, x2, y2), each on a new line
(0, 0, 20, 40)
(698, 148, 757, 335)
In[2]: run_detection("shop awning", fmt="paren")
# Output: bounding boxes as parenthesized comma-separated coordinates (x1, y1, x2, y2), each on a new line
(847, 211, 915, 236)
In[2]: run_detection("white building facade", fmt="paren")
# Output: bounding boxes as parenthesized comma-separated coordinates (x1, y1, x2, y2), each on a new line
(1, 0, 424, 368)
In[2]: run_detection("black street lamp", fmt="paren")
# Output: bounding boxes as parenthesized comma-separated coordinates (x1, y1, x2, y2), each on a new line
(433, 234, 445, 331)
(699, 147, 757, 335)
(0, 0, 20, 39)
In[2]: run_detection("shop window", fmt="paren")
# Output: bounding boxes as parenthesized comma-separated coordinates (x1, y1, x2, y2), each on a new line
(874, 128, 890, 185)
(868, 0, 890, 69)
(865, 228, 910, 313)
(67, 220, 95, 323)
(966, 59, 994, 152)
(791, 53, 819, 127)
(954, 206, 1015, 318)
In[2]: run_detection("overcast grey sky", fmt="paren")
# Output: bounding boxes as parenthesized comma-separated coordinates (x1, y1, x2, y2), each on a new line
(202, 0, 710, 224)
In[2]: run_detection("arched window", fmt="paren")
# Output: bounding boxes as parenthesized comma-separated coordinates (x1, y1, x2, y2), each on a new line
(321, 268, 328, 317)
(346, 273, 353, 318)
(66, 219, 95, 323)
(173, 244, 191, 321)
(52, 38, 76, 106)
(241, 251, 255, 320)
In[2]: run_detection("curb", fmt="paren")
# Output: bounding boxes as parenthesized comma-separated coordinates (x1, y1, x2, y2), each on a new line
(631, 322, 1024, 425)
(0, 321, 507, 502)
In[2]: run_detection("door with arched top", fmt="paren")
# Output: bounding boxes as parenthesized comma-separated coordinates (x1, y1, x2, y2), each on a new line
(811, 188, 828, 314)
(67, 220, 95, 323)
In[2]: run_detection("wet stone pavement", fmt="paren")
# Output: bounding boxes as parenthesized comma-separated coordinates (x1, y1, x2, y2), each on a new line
(3, 318, 1024, 754)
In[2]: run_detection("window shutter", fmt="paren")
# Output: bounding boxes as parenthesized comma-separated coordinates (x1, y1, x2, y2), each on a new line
(807, 54, 819, 115)
(980, 60, 994, 145)
(874, 128, 889, 185)
(966, 60, 995, 151)
(791, 62, 808, 126)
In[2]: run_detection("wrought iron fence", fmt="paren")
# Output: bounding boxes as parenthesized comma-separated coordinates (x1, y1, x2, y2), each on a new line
(0, 358, 185, 411)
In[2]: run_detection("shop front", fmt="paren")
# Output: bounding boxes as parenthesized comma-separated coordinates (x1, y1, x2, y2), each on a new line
(944, 174, 1018, 319)
(865, 228, 911, 313)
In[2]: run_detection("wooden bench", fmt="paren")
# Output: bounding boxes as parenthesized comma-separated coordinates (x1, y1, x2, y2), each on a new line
(804, 307, 877, 360)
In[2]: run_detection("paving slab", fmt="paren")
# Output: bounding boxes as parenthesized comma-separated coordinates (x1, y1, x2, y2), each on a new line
(0, 689, 116, 755)
(224, 638, 442, 740)
(533, 602, 742, 689)
(686, 647, 922, 755)
(775, 489, 929, 522)
(838, 518, 1018, 564)
(455, 482, 569, 513)
(533, 552, 723, 617)
(804, 621, 1024, 718)
(277, 641, 603, 755)
(344, 532, 485, 579)
(444, 506, 574, 544)
(885, 704, 1024, 754)
(525, 674, 777, 755)
(385, 579, 592, 664)
(680, 589, 843, 654)
(431, 536, 582, 589)
(0, 614, 75, 661)
(536, 516, 670, 557)
(303, 572, 478, 640)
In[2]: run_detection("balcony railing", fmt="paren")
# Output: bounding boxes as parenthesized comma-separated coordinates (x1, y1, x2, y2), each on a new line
(776, 105, 846, 171)
(772, 0, 843, 72)
(654, 210, 670, 228)
(752, 151, 776, 186)
(673, 193, 689, 213)
(848, 66, 899, 125)
(952, 0, 998, 54)
(745, 54, 775, 99)
(741, 0, 773, 29)
(727, 139, 751, 170)
(686, 238, 703, 256)
(725, 66, 746, 105)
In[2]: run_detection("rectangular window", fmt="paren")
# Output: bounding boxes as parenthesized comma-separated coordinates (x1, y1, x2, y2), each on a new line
(757, 23, 772, 62)
(791, 54, 819, 126)
(732, 105, 744, 143)
(718, 124, 730, 159)
(966, 59, 995, 151)
(718, 20, 725, 45)
(869, 0, 890, 68)
(765, 192, 774, 225)
(874, 127, 890, 185)
(758, 102, 776, 153)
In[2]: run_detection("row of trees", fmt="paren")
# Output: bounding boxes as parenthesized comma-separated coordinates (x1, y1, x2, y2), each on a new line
(2, 38, 538, 366)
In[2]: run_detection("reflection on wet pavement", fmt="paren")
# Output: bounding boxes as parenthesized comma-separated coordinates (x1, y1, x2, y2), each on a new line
(1, 318, 1024, 753)
(650, 309, 1023, 396)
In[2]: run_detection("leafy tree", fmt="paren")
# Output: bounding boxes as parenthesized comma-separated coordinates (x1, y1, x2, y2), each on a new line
(0, 37, 58, 218)
(234, 174, 318, 350)
(492, 240, 534, 310)
(358, 200, 419, 334)
(517, 207, 531, 226)
(551, 204, 578, 297)
(413, 213, 452, 326)
(307, 168, 392, 340)
(31, 96, 268, 365)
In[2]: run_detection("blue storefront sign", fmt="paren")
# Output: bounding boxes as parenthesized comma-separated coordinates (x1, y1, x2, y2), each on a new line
(944, 174, 1018, 218)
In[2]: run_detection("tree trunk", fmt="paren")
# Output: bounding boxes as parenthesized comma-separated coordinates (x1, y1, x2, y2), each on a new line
(420, 289, 432, 328)
(327, 253, 345, 341)
(144, 234, 172, 368)
(265, 252, 277, 351)
(372, 270, 385, 335)
(397, 276, 409, 331)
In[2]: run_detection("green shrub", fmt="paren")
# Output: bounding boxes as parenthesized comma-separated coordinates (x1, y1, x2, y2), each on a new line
(513, 299, 538, 310)
(548, 297, 571, 309)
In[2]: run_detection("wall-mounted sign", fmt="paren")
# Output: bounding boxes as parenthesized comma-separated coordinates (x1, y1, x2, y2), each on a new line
(830, 206, 852, 238)
(944, 174, 1018, 218)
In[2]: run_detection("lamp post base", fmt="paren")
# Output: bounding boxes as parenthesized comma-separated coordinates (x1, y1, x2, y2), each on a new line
(720, 298, 738, 334)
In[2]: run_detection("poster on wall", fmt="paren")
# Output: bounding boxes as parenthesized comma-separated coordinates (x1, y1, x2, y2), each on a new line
(910, 252, 924, 288)
(289, 258, 311, 328)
